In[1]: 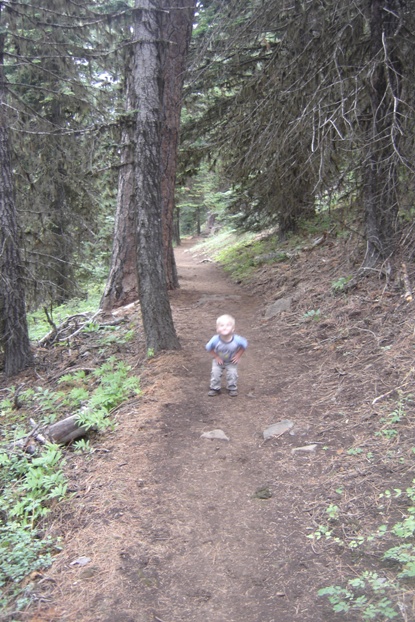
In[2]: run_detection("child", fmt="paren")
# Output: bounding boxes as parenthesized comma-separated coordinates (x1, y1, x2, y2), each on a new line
(205, 314, 248, 397)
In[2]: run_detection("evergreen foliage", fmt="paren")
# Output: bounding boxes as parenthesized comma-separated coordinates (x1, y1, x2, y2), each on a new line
(2, 0, 415, 370)
(3, 0, 131, 308)
(184, 0, 415, 252)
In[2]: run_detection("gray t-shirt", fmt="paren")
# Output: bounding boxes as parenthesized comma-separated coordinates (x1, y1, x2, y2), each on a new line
(205, 334, 248, 363)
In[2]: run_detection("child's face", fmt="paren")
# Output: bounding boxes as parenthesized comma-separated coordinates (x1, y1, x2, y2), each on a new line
(216, 318, 235, 338)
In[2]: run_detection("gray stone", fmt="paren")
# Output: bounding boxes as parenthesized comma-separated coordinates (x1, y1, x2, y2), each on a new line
(70, 556, 91, 566)
(201, 429, 230, 441)
(291, 444, 317, 454)
(263, 420, 294, 440)
(264, 298, 292, 319)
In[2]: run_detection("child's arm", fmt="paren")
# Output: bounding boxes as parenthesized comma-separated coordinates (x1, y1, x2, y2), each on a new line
(231, 347, 245, 364)
(210, 350, 224, 365)
(231, 335, 248, 363)
(206, 336, 223, 365)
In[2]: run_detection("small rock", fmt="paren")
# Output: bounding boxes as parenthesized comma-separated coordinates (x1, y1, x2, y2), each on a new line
(254, 486, 272, 499)
(291, 444, 317, 454)
(263, 420, 294, 440)
(201, 429, 230, 441)
(264, 298, 292, 319)
(70, 556, 91, 567)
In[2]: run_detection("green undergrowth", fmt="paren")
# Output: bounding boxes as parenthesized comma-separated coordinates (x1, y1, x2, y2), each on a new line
(28, 292, 103, 341)
(192, 229, 285, 282)
(0, 345, 141, 614)
(192, 216, 333, 283)
(313, 396, 415, 620)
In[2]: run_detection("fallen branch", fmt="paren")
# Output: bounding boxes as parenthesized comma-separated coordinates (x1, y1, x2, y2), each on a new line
(46, 415, 91, 445)
(66, 310, 102, 342)
(372, 368, 414, 405)
(401, 262, 413, 302)
(38, 312, 93, 346)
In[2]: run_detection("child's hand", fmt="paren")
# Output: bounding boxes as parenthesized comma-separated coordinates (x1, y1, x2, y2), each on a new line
(214, 355, 224, 365)
(232, 349, 244, 364)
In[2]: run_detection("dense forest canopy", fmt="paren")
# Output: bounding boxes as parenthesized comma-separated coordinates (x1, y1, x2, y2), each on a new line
(1, 0, 415, 374)
(183, 0, 415, 256)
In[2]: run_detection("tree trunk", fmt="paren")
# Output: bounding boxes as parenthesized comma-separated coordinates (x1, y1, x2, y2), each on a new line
(0, 30, 33, 376)
(101, 0, 194, 308)
(101, 50, 139, 312)
(49, 101, 75, 304)
(160, 0, 195, 289)
(173, 205, 181, 246)
(363, 0, 401, 266)
(132, 0, 180, 352)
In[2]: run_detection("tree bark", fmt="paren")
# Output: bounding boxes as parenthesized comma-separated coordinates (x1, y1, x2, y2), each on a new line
(132, 0, 180, 352)
(160, 0, 196, 289)
(49, 101, 75, 304)
(101, 0, 194, 310)
(0, 28, 33, 377)
(362, 0, 401, 266)
(101, 49, 139, 312)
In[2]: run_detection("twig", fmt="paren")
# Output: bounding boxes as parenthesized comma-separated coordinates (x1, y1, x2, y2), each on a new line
(401, 262, 413, 302)
(37, 312, 92, 345)
(372, 369, 414, 405)
(13, 383, 25, 409)
(67, 310, 102, 342)
(44, 305, 57, 332)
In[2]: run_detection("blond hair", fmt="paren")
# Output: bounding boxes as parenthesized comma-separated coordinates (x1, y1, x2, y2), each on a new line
(216, 314, 235, 328)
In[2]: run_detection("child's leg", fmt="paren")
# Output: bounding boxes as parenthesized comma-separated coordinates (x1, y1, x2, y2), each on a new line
(225, 363, 238, 391)
(210, 360, 223, 391)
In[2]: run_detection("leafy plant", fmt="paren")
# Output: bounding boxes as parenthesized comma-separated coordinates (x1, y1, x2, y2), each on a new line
(331, 276, 352, 293)
(62, 386, 90, 408)
(32, 387, 64, 414)
(76, 358, 140, 431)
(0, 392, 15, 415)
(58, 370, 87, 385)
(326, 504, 340, 520)
(0, 440, 65, 609)
(384, 543, 415, 578)
(318, 572, 398, 620)
(376, 400, 408, 441)
(316, 478, 415, 618)
(73, 438, 94, 454)
(0, 443, 67, 526)
(347, 447, 363, 455)
(0, 523, 54, 588)
(375, 428, 398, 440)
(303, 309, 321, 321)
(97, 326, 135, 350)
(0, 326, 141, 616)
(28, 294, 102, 341)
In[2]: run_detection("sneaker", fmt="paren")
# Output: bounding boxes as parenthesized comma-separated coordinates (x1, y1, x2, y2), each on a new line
(208, 389, 221, 397)
(228, 390, 238, 397)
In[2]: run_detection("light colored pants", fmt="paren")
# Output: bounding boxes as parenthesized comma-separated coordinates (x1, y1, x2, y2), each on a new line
(210, 360, 238, 391)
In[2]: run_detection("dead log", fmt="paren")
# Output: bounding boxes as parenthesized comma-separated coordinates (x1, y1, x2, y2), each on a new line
(46, 415, 90, 445)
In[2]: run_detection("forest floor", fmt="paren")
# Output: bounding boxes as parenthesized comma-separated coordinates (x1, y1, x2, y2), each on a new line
(7, 233, 415, 622)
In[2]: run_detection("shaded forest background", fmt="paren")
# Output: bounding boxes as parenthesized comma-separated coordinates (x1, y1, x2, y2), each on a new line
(1, 0, 415, 371)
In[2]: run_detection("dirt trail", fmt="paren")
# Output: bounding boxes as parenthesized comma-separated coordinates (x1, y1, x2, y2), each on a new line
(39, 239, 336, 622)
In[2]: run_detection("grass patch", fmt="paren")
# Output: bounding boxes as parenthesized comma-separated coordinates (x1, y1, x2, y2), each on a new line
(192, 229, 286, 282)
